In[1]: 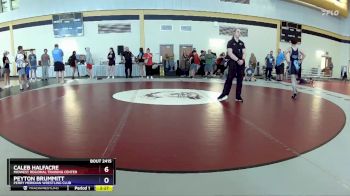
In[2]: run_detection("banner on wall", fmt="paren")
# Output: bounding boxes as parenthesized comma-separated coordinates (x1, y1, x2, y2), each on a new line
(98, 24, 131, 34)
(220, 0, 250, 4)
(219, 26, 248, 37)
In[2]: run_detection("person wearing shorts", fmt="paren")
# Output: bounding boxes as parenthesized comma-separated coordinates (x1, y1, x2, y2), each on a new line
(85, 47, 94, 79)
(280, 62, 285, 79)
(276, 49, 285, 81)
(16, 46, 29, 90)
(144, 48, 153, 79)
(52, 44, 65, 84)
(107, 47, 116, 79)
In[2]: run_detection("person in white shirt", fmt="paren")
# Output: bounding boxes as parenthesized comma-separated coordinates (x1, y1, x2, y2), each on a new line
(85, 47, 94, 79)
(16, 46, 29, 90)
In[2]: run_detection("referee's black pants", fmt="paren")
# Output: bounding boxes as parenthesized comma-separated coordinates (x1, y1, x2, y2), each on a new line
(222, 60, 244, 98)
(125, 62, 132, 77)
(265, 67, 272, 79)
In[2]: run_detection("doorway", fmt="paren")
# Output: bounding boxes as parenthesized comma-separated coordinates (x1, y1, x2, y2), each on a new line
(160, 44, 175, 72)
(179, 45, 193, 73)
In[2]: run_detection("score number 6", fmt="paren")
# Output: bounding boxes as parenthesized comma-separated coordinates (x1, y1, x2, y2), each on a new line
(103, 166, 111, 184)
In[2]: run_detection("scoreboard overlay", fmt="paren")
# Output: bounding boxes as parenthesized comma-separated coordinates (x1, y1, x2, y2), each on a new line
(7, 158, 115, 192)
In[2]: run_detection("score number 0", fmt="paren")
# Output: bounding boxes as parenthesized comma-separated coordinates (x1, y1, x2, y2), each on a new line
(104, 166, 110, 184)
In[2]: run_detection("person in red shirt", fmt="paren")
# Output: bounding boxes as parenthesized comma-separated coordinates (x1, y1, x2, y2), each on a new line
(214, 52, 226, 77)
(144, 48, 153, 79)
(189, 50, 200, 78)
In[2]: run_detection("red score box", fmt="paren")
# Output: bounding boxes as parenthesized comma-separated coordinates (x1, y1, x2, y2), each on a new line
(11, 164, 114, 175)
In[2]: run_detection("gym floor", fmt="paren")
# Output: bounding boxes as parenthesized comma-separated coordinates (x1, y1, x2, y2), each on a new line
(0, 77, 349, 196)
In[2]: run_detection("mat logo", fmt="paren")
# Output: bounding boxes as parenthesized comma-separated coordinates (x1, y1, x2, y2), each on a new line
(144, 91, 202, 100)
(321, 9, 339, 16)
(113, 89, 220, 105)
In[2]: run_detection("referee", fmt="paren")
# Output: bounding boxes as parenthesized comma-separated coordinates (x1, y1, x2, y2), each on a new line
(217, 28, 246, 102)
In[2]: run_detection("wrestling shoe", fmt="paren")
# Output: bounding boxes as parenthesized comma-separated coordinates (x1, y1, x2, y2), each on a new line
(217, 94, 228, 101)
(235, 97, 244, 102)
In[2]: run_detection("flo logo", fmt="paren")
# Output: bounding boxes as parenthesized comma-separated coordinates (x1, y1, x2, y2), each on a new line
(321, 9, 339, 16)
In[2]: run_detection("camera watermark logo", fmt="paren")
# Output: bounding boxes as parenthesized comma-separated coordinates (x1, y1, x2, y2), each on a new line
(321, 9, 339, 16)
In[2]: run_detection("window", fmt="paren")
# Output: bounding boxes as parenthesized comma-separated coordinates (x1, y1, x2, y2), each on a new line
(180, 25, 192, 32)
(160, 25, 173, 31)
(1, 0, 8, 13)
(0, 0, 19, 13)
(11, 0, 19, 10)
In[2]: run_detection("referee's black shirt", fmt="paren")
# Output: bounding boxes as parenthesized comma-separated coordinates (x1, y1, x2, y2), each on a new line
(227, 38, 245, 60)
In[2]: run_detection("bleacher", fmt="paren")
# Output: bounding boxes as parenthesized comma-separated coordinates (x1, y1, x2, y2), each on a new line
(282, 67, 336, 80)
(302, 67, 323, 78)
